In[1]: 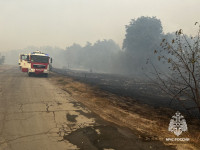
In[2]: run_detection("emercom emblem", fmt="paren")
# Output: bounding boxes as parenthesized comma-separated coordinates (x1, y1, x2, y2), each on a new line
(168, 111, 188, 136)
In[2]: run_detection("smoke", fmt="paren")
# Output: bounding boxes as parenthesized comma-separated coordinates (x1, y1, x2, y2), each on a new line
(2, 16, 193, 77)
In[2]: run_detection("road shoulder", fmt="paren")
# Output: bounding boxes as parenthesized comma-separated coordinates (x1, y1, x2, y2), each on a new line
(49, 72, 200, 150)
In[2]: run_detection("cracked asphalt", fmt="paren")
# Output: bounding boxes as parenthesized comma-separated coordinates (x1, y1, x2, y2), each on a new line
(0, 66, 174, 150)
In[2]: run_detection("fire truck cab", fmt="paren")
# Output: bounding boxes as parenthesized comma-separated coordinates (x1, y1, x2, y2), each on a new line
(26, 51, 52, 77)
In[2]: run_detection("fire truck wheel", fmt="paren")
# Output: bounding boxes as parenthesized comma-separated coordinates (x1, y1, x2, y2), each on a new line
(28, 72, 32, 77)
(44, 73, 48, 77)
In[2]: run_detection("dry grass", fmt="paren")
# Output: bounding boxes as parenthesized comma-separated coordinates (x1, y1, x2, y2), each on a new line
(50, 72, 200, 150)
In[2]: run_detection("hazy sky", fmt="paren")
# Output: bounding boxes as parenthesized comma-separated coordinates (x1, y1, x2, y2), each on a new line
(0, 0, 200, 51)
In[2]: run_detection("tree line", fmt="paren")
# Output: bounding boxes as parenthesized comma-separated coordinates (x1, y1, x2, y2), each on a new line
(4, 16, 191, 76)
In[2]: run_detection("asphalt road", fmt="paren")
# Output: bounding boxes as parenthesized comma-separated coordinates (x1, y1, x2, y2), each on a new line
(0, 65, 174, 150)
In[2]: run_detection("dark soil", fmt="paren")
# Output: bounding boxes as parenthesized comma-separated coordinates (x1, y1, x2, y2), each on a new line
(64, 125, 175, 150)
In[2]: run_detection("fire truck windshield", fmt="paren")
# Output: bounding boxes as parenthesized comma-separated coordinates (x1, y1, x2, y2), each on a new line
(31, 55, 49, 63)
(21, 55, 27, 60)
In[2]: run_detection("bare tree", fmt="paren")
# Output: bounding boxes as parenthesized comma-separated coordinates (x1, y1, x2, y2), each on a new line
(152, 23, 200, 117)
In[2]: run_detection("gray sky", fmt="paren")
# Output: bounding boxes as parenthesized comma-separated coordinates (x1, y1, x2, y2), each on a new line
(0, 0, 200, 51)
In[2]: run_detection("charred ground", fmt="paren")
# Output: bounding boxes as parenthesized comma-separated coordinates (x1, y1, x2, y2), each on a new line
(52, 68, 199, 118)
(51, 68, 200, 150)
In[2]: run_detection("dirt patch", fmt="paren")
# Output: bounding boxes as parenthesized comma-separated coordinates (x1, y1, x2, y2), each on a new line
(66, 113, 78, 122)
(75, 110, 94, 119)
(64, 125, 175, 150)
(50, 72, 200, 150)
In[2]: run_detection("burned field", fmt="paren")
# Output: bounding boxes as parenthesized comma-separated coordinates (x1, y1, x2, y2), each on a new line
(51, 68, 200, 149)
(52, 68, 198, 118)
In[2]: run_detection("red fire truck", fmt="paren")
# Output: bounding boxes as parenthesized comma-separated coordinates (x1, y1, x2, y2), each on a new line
(24, 51, 52, 77)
